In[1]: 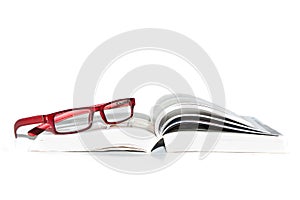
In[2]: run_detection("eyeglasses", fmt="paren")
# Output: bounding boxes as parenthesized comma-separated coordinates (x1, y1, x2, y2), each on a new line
(14, 98, 135, 138)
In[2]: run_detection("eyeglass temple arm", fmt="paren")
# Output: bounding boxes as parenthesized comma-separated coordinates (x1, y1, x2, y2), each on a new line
(27, 109, 91, 136)
(14, 115, 45, 138)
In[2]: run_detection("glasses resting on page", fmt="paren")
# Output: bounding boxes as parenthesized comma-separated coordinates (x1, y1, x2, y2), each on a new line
(14, 98, 135, 138)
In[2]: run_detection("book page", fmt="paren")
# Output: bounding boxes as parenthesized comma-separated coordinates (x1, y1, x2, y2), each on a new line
(151, 94, 248, 123)
(151, 94, 261, 136)
(161, 118, 270, 135)
(29, 126, 158, 153)
(160, 113, 264, 135)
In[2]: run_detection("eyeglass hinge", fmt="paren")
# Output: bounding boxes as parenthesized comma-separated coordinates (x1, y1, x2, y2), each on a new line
(42, 115, 47, 123)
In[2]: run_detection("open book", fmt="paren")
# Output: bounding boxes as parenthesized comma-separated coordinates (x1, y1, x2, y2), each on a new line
(27, 94, 285, 153)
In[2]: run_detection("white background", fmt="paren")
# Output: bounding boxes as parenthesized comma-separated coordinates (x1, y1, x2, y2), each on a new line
(0, 1, 299, 199)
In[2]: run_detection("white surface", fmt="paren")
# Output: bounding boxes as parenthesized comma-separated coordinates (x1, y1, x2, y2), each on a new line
(0, 1, 300, 200)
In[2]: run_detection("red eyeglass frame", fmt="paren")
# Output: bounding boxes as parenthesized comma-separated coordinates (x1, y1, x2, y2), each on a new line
(14, 98, 135, 138)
